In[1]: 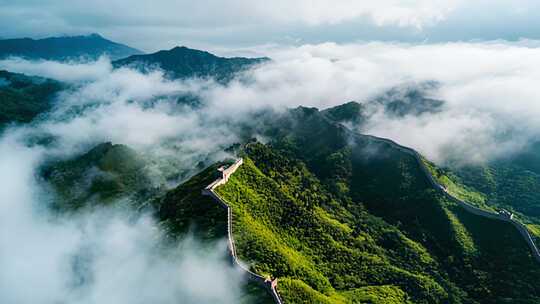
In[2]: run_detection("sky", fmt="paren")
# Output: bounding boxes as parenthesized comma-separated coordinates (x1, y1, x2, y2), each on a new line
(1, 0, 540, 51)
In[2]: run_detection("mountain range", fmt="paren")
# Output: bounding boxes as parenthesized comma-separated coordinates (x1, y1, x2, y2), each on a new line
(0, 33, 142, 60)
(36, 104, 540, 303)
(1, 34, 540, 303)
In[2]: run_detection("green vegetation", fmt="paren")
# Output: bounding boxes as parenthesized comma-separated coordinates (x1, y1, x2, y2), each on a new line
(152, 162, 228, 240)
(527, 224, 540, 248)
(529, 225, 540, 237)
(452, 161, 540, 225)
(204, 106, 540, 303)
(212, 144, 540, 302)
(423, 142, 540, 249)
(43, 145, 276, 301)
(321, 101, 366, 126)
(216, 154, 444, 303)
(152, 161, 275, 302)
(42, 142, 155, 211)
(0, 70, 62, 129)
(422, 158, 490, 209)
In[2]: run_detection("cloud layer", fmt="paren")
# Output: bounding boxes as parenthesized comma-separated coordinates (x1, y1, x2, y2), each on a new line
(211, 41, 540, 164)
(4, 40, 540, 165)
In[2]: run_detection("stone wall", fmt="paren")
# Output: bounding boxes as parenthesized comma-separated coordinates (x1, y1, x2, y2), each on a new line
(202, 158, 284, 304)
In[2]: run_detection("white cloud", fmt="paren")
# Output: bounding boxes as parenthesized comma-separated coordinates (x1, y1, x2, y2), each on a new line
(0, 56, 112, 82)
(223, 41, 540, 164)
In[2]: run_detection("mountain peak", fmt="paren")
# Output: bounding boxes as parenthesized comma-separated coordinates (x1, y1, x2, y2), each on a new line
(170, 46, 189, 51)
(87, 33, 103, 39)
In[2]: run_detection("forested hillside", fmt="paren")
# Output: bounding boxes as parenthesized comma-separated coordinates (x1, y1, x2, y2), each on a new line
(0, 70, 62, 129)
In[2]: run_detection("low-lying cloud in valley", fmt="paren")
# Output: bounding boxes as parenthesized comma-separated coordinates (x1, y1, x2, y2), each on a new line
(1, 39, 540, 303)
(0, 131, 249, 304)
(212, 40, 540, 165)
(0, 61, 253, 303)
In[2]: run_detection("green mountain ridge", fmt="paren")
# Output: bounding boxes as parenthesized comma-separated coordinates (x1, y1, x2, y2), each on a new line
(324, 100, 540, 236)
(141, 105, 540, 303)
(112, 46, 270, 82)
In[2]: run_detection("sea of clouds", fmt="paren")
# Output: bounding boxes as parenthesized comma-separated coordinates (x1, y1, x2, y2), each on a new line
(1, 39, 540, 303)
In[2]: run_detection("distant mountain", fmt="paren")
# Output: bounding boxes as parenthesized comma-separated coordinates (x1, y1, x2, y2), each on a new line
(320, 82, 444, 132)
(0, 70, 63, 129)
(321, 101, 367, 125)
(372, 81, 444, 117)
(0, 33, 143, 61)
(113, 46, 269, 82)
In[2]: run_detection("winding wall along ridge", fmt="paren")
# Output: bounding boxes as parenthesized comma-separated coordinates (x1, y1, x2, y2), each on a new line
(200, 113, 538, 304)
(322, 114, 540, 263)
(201, 159, 284, 304)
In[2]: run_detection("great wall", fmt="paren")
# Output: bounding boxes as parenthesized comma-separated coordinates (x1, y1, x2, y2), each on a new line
(201, 158, 284, 304)
(320, 114, 540, 263)
(199, 116, 539, 304)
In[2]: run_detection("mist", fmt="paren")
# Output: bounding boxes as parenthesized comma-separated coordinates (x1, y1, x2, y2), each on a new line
(0, 61, 253, 303)
(205, 40, 540, 165)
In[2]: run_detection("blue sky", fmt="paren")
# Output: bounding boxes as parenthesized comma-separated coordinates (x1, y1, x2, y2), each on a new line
(1, 0, 539, 51)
